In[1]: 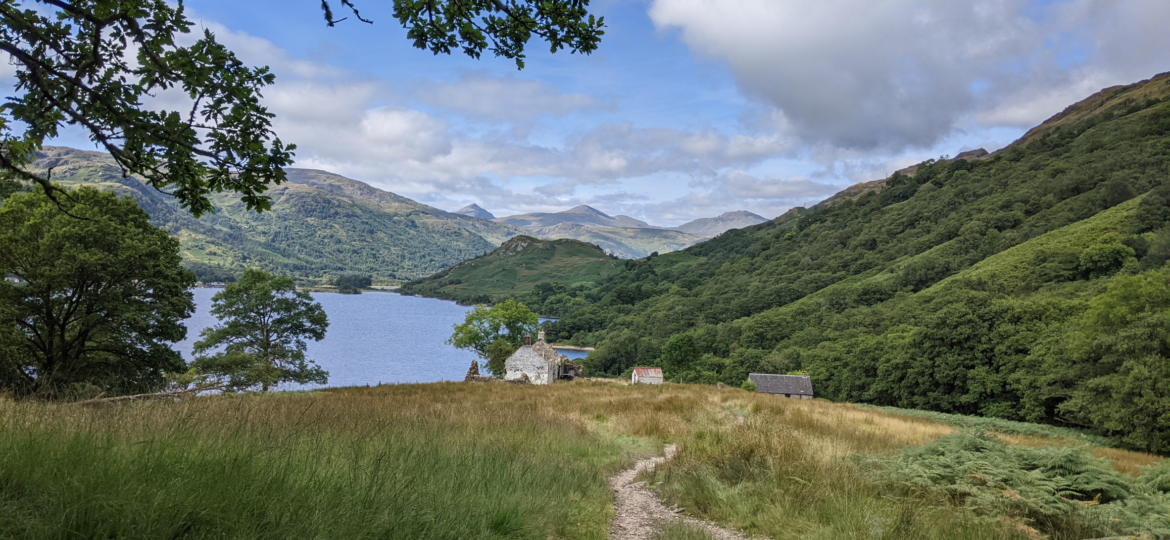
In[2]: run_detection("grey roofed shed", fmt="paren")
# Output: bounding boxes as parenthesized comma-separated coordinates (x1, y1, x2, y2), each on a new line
(749, 374, 814, 398)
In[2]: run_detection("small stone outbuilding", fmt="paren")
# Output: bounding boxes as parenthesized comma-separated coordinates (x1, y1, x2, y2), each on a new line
(504, 330, 572, 385)
(631, 367, 663, 385)
(749, 373, 814, 399)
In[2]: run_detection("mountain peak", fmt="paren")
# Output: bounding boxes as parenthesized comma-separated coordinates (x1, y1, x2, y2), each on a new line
(564, 205, 611, 218)
(456, 203, 495, 220)
(673, 211, 768, 237)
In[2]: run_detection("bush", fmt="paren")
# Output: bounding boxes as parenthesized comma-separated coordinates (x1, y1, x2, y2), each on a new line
(740, 379, 757, 392)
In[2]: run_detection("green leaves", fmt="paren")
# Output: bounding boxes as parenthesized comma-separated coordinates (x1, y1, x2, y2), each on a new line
(0, 186, 195, 397)
(192, 269, 329, 391)
(390, 0, 605, 69)
(0, 1, 294, 216)
(447, 299, 537, 374)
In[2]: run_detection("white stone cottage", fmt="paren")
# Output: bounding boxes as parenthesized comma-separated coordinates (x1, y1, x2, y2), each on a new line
(505, 330, 571, 385)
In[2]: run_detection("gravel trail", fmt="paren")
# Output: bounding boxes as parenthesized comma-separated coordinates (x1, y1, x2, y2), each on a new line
(608, 444, 753, 540)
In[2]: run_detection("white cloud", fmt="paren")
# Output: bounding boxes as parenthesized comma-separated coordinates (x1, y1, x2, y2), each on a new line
(647, 0, 1170, 152)
(718, 171, 841, 200)
(416, 73, 606, 122)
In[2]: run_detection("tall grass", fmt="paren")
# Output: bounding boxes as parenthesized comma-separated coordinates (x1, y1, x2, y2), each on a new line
(0, 382, 1163, 539)
(0, 385, 627, 539)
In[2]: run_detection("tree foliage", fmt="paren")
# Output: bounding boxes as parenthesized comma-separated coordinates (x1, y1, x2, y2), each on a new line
(192, 269, 329, 391)
(0, 186, 195, 397)
(332, 274, 372, 294)
(0, 0, 294, 216)
(502, 78, 1170, 452)
(447, 299, 537, 375)
(0, 0, 604, 215)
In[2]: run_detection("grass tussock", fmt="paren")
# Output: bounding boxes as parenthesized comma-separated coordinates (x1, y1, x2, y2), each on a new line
(0, 382, 1164, 539)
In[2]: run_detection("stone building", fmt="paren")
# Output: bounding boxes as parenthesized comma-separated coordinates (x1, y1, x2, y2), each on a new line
(748, 373, 814, 399)
(504, 330, 576, 385)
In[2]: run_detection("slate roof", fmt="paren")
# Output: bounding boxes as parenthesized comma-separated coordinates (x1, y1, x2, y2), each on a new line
(531, 339, 564, 363)
(507, 346, 550, 366)
(749, 374, 814, 396)
(633, 367, 663, 378)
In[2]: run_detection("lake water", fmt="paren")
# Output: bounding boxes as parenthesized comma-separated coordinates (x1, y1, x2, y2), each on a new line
(176, 289, 481, 389)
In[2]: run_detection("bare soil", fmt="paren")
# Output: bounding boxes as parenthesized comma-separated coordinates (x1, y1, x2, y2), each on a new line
(609, 444, 753, 540)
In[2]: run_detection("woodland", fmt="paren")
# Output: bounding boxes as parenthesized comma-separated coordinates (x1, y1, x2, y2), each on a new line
(513, 77, 1170, 453)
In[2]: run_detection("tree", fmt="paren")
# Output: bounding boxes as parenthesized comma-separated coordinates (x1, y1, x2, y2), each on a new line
(0, 186, 195, 397)
(0, 1, 603, 213)
(192, 269, 329, 391)
(1052, 271, 1170, 453)
(447, 299, 537, 376)
(333, 274, 372, 294)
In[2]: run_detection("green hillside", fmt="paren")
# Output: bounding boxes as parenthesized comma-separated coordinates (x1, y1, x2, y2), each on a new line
(30, 147, 516, 282)
(399, 236, 623, 306)
(503, 71, 1170, 452)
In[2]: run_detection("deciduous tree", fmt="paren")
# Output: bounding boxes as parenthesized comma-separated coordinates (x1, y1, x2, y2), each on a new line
(0, 1, 604, 213)
(192, 269, 329, 391)
(447, 299, 537, 376)
(0, 186, 195, 397)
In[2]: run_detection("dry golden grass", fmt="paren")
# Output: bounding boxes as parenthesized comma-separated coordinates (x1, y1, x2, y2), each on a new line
(1, 380, 1159, 540)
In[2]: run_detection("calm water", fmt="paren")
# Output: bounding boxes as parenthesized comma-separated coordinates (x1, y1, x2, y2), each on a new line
(176, 289, 480, 389)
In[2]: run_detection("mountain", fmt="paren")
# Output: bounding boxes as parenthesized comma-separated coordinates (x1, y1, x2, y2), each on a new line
(28, 146, 523, 282)
(495, 205, 654, 230)
(489, 204, 764, 258)
(456, 203, 496, 220)
(673, 211, 767, 236)
(512, 72, 1170, 452)
(529, 222, 705, 259)
(399, 235, 623, 305)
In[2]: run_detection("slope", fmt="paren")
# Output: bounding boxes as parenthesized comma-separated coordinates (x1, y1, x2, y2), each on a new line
(399, 235, 622, 305)
(29, 147, 516, 282)
(529, 222, 706, 259)
(526, 71, 1170, 452)
(495, 205, 653, 229)
(673, 210, 767, 236)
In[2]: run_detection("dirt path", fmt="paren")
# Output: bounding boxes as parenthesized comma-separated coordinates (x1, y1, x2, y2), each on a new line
(609, 444, 753, 540)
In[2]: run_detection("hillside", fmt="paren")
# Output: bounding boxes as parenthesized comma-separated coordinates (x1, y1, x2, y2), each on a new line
(29, 147, 523, 282)
(518, 71, 1170, 453)
(484, 204, 763, 258)
(528, 222, 706, 259)
(673, 210, 767, 236)
(496, 205, 653, 229)
(455, 203, 495, 220)
(398, 235, 622, 305)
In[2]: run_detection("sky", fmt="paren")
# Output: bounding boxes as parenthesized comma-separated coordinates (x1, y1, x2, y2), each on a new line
(38, 0, 1170, 226)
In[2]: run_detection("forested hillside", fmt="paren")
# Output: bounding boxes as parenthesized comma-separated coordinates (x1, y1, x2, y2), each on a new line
(400, 236, 622, 306)
(31, 147, 518, 282)
(527, 72, 1170, 452)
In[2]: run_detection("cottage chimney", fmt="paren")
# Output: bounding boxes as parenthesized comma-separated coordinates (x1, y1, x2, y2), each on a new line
(523, 334, 532, 346)
(537, 329, 546, 342)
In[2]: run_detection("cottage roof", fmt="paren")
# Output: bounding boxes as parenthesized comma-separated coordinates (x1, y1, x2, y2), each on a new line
(749, 374, 814, 396)
(633, 367, 663, 378)
(507, 346, 550, 366)
(531, 339, 563, 364)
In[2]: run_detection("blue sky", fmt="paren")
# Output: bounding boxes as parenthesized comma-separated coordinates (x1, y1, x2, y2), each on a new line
(43, 0, 1170, 225)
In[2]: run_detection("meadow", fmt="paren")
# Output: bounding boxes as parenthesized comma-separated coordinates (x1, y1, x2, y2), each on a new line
(0, 382, 1165, 540)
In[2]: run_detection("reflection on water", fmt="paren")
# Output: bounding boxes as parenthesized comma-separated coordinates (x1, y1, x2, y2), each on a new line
(175, 289, 481, 388)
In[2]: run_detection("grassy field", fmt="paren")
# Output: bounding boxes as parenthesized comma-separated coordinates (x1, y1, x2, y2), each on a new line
(1, 383, 1165, 539)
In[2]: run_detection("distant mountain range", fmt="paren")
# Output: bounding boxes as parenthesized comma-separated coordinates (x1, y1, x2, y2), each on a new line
(30, 147, 521, 282)
(450, 204, 768, 259)
(32, 146, 769, 280)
